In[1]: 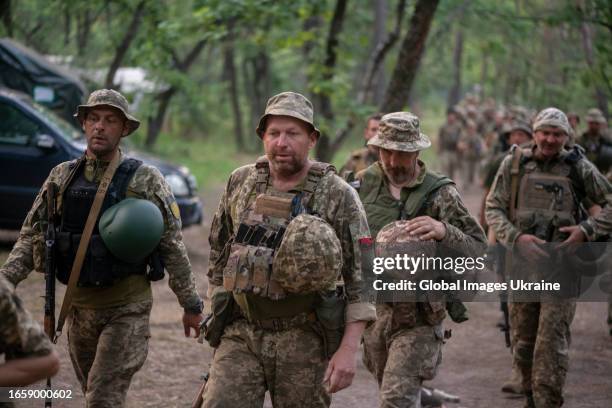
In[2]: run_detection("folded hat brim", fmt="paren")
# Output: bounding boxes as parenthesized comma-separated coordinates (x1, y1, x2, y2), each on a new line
(74, 103, 140, 136)
(255, 109, 321, 139)
(367, 133, 431, 152)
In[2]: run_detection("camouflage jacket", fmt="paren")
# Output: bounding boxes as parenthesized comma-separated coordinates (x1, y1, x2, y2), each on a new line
(485, 145, 612, 244)
(0, 275, 54, 360)
(0, 152, 202, 312)
(207, 160, 376, 323)
(437, 122, 462, 152)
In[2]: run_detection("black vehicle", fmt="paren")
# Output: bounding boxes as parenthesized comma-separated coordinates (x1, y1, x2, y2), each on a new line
(0, 88, 203, 230)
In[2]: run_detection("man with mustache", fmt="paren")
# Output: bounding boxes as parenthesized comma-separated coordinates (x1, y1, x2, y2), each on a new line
(486, 108, 612, 407)
(0, 89, 204, 407)
(352, 112, 485, 407)
(202, 91, 375, 407)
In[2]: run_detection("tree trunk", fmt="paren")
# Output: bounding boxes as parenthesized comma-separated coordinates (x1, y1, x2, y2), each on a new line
(381, 0, 439, 113)
(580, 18, 609, 118)
(372, 0, 388, 104)
(243, 49, 270, 150)
(76, 9, 92, 57)
(104, 0, 146, 89)
(447, 27, 463, 111)
(0, 0, 13, 37)
(223, 40, 245, 152)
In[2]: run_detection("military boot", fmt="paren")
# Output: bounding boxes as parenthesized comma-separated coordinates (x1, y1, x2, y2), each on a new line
(501, 364, 524, 395)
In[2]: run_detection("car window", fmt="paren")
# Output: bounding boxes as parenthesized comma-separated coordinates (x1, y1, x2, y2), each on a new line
(29, 102, 83, 142)
(0, 103, 43, 146)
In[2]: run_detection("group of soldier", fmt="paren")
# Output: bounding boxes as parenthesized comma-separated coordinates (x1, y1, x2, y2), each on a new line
(1, 87, 611, 408)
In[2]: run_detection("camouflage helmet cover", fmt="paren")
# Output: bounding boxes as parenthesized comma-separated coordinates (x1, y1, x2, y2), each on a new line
(272, 214, 341, 293)
(75, 89, 140, 135)
(532, 107, 570, 135)
(256, 91, 321, 139)
(367, 112, 431, 152)
(585, 108, 607, 124)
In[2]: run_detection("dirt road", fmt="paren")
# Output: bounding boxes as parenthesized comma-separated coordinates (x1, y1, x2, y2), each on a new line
(5, 182, 612, 407)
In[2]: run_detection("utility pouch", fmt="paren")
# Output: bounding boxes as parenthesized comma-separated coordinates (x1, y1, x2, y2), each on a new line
(446, 299, 468, 323)
(391, 302, 417, 330)
(147, 250, 165, 281)
(312, 292, 346, 359)
(223, 244, 246, 291)
(203, 291, 237, 348)
(422, 300, 446, 326)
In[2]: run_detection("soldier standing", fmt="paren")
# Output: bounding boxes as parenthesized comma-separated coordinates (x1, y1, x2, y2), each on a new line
(0, 89, 204, 407)
(486, 108, 612, 407)
(202, 91, 375, 407)
(339, 113, 383, 177)
(576, 108, 612, 175)
(353, 112, 485, 407)
(0, 275, 60, 387)
(436, 108, 463, 180)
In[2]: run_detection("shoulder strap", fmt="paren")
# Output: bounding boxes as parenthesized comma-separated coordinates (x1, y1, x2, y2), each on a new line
(508, 145, 523, 223)
(54, 152, 121, 342)
(403, 172, 453, 220)
(255, 156, 269, 194)
(113, 158, 143, 200)
(357, 164, 383, 202)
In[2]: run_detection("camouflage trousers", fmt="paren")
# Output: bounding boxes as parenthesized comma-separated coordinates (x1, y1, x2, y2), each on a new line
(202, 318, 329, 408)
(439, 150, 460, 180)
(509, 300, 576, 408)
(363, 304, 443, 408)
(67, 300, 152, 408)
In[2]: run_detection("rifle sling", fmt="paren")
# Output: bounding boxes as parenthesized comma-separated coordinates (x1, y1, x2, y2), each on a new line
(54, 152, 121, 342)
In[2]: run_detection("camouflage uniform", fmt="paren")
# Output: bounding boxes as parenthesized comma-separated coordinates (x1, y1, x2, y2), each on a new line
(339, 147, 378, 177)
(357, 112, 486, 408)
(0, 90, 202, 408)
(486, 108, 612, 407)
(202, 92, 375, 408)
(437, 120, 463, 180)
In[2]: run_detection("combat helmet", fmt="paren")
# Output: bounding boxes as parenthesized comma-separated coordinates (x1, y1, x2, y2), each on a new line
(99, 198, 164, 263)
(272, 214, 341, 293)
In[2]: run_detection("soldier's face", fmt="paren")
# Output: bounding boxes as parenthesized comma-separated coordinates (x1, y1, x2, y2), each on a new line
(364, 119, 380, 141)
(508, 130, 531, 146)
(263, 116, 317, 176)
(82, 107, 128, 159)
(379, 148, 419, 186)
(587, 121, 601, 133)
(534, 126, 567, 159)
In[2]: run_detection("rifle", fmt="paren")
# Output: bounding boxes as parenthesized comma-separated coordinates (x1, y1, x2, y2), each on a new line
(44, 182, 57, 408)
(191, 372, 209, 408)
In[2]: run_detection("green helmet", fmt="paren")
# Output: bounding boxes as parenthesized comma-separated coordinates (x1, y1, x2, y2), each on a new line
(271, 214, 342, 294)
(99, 198, 164, 263)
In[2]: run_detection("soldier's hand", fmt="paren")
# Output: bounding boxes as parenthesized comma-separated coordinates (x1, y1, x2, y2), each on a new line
(516, 234, 548, 262)
(404, 216, 447, 241)
(557, 225, 586, 253)
(183, 312, 204, 338)
(323, 344, 357, 393)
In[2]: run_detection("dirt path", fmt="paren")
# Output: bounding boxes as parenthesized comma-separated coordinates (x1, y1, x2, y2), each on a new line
(6, 182, 612, 407)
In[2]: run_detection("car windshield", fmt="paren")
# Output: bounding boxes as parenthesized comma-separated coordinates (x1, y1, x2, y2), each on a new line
(29, 102, 84, 142)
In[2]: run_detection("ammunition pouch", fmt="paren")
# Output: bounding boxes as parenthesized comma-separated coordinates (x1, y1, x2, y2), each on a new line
(445, 299, 468, 323)
(204, 290, 237, 348)
(146, 250, 165, 281)
(312, 291, 346, 359)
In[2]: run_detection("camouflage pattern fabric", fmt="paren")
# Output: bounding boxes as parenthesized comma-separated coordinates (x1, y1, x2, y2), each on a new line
(437, 118, 463, 179)
(75, 89, 140, 135)
(585, 108, 607, 124)
(368, 112, 431, 152)
(0, 275, 54, 360)
(532, 108, 571, 135)
(207, 162, 375, 322)
(339, 147, 378, 177)
(0, 152, 201, 311)
(256, 91, 320, 139)
(509, 301, 575, 407)
(272, 214, 342, 294)
(202, 319, 329, 408)
(67, 300, 151, 407)
(362, 304, 443, 408)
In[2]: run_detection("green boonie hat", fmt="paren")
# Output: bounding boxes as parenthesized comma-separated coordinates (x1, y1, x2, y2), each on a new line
(255, 91, 321, 139)
(368, 112, 431, 152)
(585, 108, 607, 124)
(532, 107, 570, 136)
(272, 214, 341, 294)
(75, 89, 140, 135)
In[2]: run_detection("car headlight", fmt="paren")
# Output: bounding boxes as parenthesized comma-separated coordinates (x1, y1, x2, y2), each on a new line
(165, 173, 190, 197)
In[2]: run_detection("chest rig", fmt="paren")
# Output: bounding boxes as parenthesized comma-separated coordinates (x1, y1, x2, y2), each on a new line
(222, 159, 335, 303)
(513, 149, 582, 242)
(55, 156, 144, 287)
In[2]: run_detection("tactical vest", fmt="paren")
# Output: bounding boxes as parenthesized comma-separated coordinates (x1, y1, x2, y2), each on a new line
(55, 156, 145, 287)
(222, 158, 336, 321)
(357, 164, 454, 238)
(513, 147, 583, 242)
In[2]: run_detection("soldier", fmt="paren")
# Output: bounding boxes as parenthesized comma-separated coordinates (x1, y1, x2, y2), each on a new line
(576, 108, 612, 175)
(0, 275, 60, 387)
(436, 107, 463, 180)
(201, 91, 375, 407)
(457, 119, 485, 188)
(0, 89, 204, 407)
(353, 112, 486, 407)
(486, 108, 612, 407)
(339, 113, 383, 177)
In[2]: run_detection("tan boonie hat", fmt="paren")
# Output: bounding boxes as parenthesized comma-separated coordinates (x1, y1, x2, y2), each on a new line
(255, 91, 321, 139)
(585, 108, 607, 124)
(532, 107, 570, 136)
(368, 112, 431, 152)
(75, 89, 140, 135)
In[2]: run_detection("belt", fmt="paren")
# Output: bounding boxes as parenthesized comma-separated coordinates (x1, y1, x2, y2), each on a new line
(249, 312, 316, 332)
